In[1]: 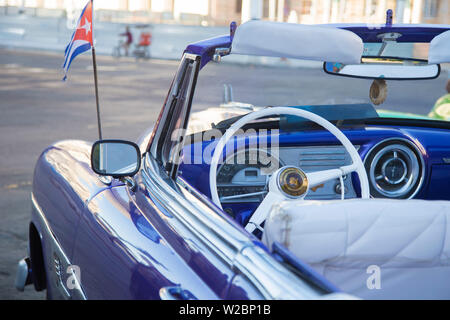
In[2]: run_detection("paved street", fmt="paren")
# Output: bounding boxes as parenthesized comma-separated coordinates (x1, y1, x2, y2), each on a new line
(0, 48, 448, 299)
(0, 13, 228, 59)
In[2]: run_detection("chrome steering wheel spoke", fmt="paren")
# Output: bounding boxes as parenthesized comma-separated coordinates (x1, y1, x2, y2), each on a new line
(306, 164, 357, 189)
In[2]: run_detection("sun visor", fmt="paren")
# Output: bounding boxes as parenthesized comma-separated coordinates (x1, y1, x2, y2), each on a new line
(429, 30, 450, 64)
(231, 20, 363, 64)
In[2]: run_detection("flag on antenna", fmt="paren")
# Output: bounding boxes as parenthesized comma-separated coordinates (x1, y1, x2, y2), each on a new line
(62, 1, 93, 81)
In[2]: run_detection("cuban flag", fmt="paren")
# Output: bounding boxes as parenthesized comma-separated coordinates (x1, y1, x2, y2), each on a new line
(62, 1, 93, 81)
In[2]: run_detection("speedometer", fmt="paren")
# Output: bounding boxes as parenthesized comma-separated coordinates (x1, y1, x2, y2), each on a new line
(217, 149, 280, 203)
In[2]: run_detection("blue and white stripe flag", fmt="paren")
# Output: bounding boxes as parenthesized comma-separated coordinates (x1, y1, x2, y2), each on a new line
(62, 1, 93, 81)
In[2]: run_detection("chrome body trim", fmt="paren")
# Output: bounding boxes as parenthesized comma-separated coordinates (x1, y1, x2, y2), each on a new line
(31, 193, 87, 300)
(15, 257, 31, 291)
(142, 154, 323, 299)
(149, 53, 199, 162)
(213, 47, 231, 62)
(143, 155, 248, 266)
(98, 175, 112, 185)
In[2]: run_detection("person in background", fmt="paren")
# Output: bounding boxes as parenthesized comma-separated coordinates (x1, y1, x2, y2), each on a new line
(429, 78, 450, 121)
(138, 31, 152, 48)
(137, 30, 152, 57)
(120, 26, 133, 56)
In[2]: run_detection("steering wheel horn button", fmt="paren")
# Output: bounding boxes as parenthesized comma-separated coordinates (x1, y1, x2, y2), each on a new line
(277, 167, 308, 198)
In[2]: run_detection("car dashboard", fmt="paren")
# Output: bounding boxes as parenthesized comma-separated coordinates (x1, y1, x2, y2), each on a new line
(216, 145, 357, 204)
(178, 121, 450, 226)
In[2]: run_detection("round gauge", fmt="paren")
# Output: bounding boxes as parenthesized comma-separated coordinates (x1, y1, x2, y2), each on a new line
(382, 157, 407, 184)
(217, 149, 281, 203)
(364, 139, 424, 199)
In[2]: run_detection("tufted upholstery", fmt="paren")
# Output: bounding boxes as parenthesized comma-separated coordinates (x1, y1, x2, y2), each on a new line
(263, 199, 450, 299)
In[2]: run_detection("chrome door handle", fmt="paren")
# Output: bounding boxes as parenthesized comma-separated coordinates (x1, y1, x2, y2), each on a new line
(159, 286, 197, 300)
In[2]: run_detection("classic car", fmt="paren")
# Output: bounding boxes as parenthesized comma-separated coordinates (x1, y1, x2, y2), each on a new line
(16, 19, 450, 300)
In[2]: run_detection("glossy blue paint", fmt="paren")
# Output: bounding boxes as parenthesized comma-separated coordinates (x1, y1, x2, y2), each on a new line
(184, 34, 231, 69)
(31, 138, 228, 299)
(32, 140, 114, 260)
(31, 138, 230, 299)
(329, 24, 450, 43)
(385, 9, 393, 27)
(226, 274, 265, 299)
(134, 174, 236, 299)
(426, 165, 450, 199)
(71, 184, 223, 299)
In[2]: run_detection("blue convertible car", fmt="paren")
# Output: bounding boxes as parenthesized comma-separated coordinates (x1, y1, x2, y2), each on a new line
(17, 20, 450, 299)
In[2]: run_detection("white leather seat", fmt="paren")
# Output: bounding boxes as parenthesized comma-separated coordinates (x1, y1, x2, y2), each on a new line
(263, 199, 450, 299)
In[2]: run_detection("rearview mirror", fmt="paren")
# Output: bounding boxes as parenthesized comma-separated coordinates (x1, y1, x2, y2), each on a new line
(91, 140, 141, 177)
(324, 57, 440, 80)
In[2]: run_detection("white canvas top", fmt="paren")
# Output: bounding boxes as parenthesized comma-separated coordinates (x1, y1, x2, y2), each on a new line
(231, 20, 363, 64)
(429, 30, 450, 64)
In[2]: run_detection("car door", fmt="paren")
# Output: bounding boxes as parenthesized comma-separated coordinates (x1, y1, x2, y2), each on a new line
(71, 182, 224, 299)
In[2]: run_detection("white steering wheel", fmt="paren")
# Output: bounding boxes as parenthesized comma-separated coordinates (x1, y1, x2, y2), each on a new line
(209, 107, 370, 232)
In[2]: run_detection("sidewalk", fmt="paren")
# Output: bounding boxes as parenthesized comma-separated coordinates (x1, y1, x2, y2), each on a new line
(0, 13, 228, 60)
(1, 13, 447, 71)
(0, 13, 322, 68)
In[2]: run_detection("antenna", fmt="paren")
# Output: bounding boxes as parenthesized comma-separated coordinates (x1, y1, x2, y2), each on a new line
(91, 47, 102, 140)
(91, 0, 102, 140)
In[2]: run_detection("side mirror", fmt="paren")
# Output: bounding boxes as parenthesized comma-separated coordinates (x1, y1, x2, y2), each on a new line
(91, 140, 141, 177)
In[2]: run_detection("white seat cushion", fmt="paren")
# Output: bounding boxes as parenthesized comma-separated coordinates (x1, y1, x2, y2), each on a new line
(263, 199, 450, 299)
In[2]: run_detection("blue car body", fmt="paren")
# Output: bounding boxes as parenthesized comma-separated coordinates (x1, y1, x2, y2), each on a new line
(23, 23, 450, 299)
